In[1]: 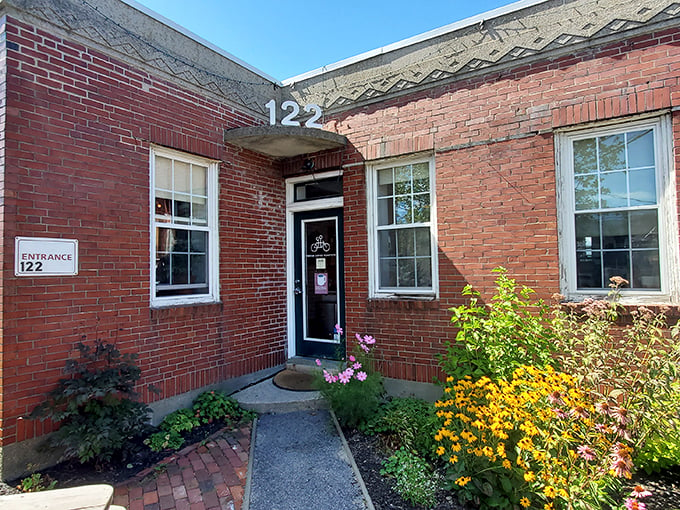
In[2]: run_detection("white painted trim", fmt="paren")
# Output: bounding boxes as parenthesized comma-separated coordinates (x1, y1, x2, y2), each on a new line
(285, 171, 344, 358)
(149, 146, 220, 308)
(283, 0, 549, 84)
(366, 155, 439, 299)
(555, 115, 680, 304)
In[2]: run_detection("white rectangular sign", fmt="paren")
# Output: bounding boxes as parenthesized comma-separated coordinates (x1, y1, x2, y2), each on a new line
(15, 237, 78, 276)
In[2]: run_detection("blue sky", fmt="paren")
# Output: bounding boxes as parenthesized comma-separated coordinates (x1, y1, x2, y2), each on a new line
(130, 0, 521, 81)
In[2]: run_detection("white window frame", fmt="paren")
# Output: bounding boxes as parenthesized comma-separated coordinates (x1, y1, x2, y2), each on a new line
(150, 146, 220, 307)
(367, 154, 438, 298)
(556, 114, 680, 304)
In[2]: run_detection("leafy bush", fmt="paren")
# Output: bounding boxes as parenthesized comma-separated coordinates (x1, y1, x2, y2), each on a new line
(31, 340, 151, 465)
(553, 278, 680, 460)
(317, 332, 384, 428)
(443, 267, 556, 380)
(635, 430, 680, 474)
(193, 391, 243, 424)
(436, 366, 631, 510)
(381, 447, 441, 508)
(361, 397, 442, 460)
(145, 390, 255, 452)
(17, 467, 57, 493)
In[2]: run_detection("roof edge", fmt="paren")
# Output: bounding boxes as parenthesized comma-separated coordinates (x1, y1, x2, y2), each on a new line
(282, 0, 549, 85)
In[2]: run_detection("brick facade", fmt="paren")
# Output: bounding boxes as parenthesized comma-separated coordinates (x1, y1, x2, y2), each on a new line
(0, 0, 679, 481)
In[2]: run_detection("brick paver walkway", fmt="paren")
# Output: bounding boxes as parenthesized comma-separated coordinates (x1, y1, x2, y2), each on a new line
(113, 425, 251, 510)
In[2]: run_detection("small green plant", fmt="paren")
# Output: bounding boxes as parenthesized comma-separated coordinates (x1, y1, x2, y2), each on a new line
(31, 340, 151, 465)
(361, 398, 442, 460)
(443, 267, 556, 380)
(316, 328, 384, 428)
(162, 408, 201, 433)
(144, 429, 185, 452)
(381, 447, 440, 508)
(17, 466, 57, 493)
(193, 391, 241, 424)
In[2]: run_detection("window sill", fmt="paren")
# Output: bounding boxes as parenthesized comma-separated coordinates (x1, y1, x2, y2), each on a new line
(368, 294, 439, 311)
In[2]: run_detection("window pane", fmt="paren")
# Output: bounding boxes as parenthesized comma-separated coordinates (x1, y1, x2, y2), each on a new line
(600, 171, 627, 208)
(192, 196, 207, 223)
(575, 213, 601, 250)
(171, 254, 189, 284)
(602, 212, 629, 249)
(394, 166, 412, 195)
(155, 156, 172, 189)
(192, 165, 207, 195)
(174, 161, 191, 193)
(599, 134, 625, 171)
(577, 251, 602, 288)
(155, 198, 172, 221)
(379, 258, 396, 287)
(574, 174, 598, 210)
(156, 253, 170, 284)
(416, 258, 432, 287)
(603, 251, 630, 285)
(573, 138, 597, 174)
(627, 129, 654, 169)
(629, 168, 656, 206)
(632, 250, 660, 289)
(397, 229, 414, 257)
(395, 196, 412, 224)
(190, 231, 207, 252)
(378, 230, 396, 257)
(377, 197, 393, 226)
(398, 259, 415, 286)
(190, 255, 207, 284)
(412, 163, 429, 192)
(413, 194, 430, 223)
(377, 169, 393, 197)
(630, 210, 658, 249)
(174, 194, 191, 221)
(415, 228, 431, 256)
(174, 229, 188, 252)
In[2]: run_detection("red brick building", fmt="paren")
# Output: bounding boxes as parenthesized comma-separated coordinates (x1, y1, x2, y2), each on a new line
(1, 0, 679, 478)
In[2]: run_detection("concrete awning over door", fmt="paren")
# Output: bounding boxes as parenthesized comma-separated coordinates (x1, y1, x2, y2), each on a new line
(223, 125, 347, 158)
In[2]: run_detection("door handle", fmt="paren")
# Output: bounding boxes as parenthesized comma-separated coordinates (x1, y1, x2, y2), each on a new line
(294, 279, 303, 296)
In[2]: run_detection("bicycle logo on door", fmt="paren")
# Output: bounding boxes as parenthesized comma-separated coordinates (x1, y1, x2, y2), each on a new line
(311, 235, 331, 253)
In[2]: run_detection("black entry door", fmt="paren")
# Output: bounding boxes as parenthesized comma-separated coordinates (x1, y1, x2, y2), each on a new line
(293, 208, 344, 359)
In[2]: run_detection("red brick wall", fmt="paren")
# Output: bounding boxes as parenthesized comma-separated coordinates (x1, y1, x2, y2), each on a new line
(331, 28, 680, 383)
(1, 17, 286, 446)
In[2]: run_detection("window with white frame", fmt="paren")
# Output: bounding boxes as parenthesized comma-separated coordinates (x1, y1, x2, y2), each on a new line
(557, 116, 678, 301)
(151, 147, 219, 305)
(368, 157, 437, 297)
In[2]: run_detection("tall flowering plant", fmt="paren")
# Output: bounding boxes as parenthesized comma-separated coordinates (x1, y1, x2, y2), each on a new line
(316, 326, 383, 428)
(436, 366, 638, 510)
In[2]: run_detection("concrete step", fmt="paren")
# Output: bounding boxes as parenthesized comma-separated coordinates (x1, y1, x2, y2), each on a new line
(232, 375, 327, 414)
(286, 356, 343, 374)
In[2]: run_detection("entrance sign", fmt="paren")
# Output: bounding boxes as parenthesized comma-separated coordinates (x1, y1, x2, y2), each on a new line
(264, 99, 323, 128)
(15, 237, 78, 276)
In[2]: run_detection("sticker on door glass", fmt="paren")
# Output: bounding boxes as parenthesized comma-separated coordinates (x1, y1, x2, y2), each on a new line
(316, 258, 326, 270)
(311, 235, 330, 253)
(314, 272, 328, 294)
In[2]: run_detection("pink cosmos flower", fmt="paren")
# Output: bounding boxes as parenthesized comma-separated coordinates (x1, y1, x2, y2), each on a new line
(577, 445, 596, 461)
(360, 343, 370, 353)
(356, 371, 367, 381)
(362, 335, 376, 345)
(349, 355, 356, 362)
(315, 359, 322, 366)
(352, 362, 362, 370)
(323, 370, 338, 384)
(630, 486, 652, 499)
(338, 371, 352, 384)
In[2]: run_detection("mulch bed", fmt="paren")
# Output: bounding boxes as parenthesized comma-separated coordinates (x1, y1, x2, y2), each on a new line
(344, 428, 680, 510)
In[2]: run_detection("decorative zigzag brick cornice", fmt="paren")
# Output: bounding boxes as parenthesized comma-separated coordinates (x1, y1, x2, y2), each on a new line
(286, 0, 680, 113)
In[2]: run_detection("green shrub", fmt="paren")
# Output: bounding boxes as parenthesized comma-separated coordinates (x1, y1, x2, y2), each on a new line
(361, 398, 442, 460)
(160, 408, 201, 433)
(635, 430, 680, 474)
(553, 278, 680, 456)
(145, 429, 185, 452)
(17, 466, 57, 493)
(381, 447, 440, 508)
(443, 267, 556, 381)
(31, 340, 151, 465)
(193, 391, 242, 424)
